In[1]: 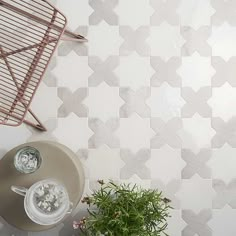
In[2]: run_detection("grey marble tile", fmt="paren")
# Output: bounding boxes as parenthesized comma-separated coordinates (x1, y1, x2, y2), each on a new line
(58, 26, 88, 56)
(181, 26, 212, 56)
(120, 149, 151, 179)
(150, 0, 180, 25)
(58, 87, 88, 118)
(88, 118, 120, 148)
(150, 57, 181, 87)
(151, 118, 182, 148)
(212, 179, 236, 209)
(182, 209, 212, 236)
(211, 117, 236, 148)
(88, 56, 119, 87)
(211, 57, 236, 87)
(119, 87, 151, 118)
(181, 149, 212, 179)
(119, 26, 150, 56)
(89, 0, 118, 25)
(211, 0, 236, 26)
(181, 87, 212, 118)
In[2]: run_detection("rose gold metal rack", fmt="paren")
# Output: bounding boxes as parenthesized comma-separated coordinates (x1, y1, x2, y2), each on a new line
(0, 0, 86, 131)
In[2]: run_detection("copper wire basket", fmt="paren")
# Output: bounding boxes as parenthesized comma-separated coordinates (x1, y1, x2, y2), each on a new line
(0, 0, 86, 131)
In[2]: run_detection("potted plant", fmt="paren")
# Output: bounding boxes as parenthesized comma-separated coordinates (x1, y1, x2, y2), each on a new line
(74, 180, 172, 236)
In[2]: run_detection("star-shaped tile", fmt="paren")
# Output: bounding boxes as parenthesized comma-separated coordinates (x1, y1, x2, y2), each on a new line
(209, 83, 236, 121)
(147, 22, 184, 60)
(116, 114, 155, 152)
(117, 54, 153, 89)
(208, 23, 236, 60)
(30, 83, 60, 122)
(208, 144, 236, 183)
(115, 0, 154, 27)
(84, 83, 122, 122)
(176, 175, 214, 212)
(179, 114, 215, 153)
(52, 51, 91, 92)
(53, 114, 93, 151)
(209, 206, 236, 236)
(85, 145, 124, 180)
(147, 83, 184, 121)
(56, 0, 92, 29)
(177, 0, 215, 29)
(147, 146, 184, 184)
(88, 23, 121, 58)
(177, 52, 215, 91)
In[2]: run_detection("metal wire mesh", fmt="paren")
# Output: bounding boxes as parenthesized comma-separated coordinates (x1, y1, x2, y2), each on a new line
(0, 0, 66, 127)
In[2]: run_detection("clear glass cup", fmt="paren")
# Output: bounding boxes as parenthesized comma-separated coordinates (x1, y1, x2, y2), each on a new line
(14, 146, 42, 174)
(11, 179, 73, 225)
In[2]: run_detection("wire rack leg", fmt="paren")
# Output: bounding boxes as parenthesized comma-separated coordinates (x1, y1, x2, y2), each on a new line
(23, 109, 47, 131)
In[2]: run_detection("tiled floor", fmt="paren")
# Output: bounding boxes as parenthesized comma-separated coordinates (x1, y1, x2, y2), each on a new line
(1, 0, 236, 235)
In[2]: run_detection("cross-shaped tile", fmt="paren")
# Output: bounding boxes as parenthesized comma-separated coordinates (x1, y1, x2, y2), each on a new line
(119, 26, 150, 56)
(89, 118, 120, 148)
(211, 117, 236, 148)
(211, 57, 236, 87)
(211, 0, 236, 26)
(151, 118, 182, 148)
(58, 87, 88, 118)
(181, 26, 212, 56)
(213, 179, 236, 209)
(150, 0, 180, 25)
(181, 87, 212, 118)
(88, 56, 119, 87)
(89, 0, 118, 25)
(120, 149, 150, 179)
(151, 179, 181, 209)
(119, 87, 151, 118)
(182, 209, 212, 236)
(181, 149, 212, 179)
(58, 26, 88, 56)
(150, 57, 181, 87)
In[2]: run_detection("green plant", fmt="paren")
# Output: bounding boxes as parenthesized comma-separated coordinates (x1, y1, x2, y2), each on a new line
(75, 180, 172, 236)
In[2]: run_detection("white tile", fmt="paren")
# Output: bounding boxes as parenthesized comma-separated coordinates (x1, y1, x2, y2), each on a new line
(177, 52, 215, 91)
(209, 83, 236, 122)
(148, 23, 184, 60)
(117, 54, 153, 89)
(147, 147, 184, 184)
(208, 144, 236, 184)
(147, 84, 184, 121)
(167, 210, 186, 236)
(115, 0, 153, 27)
(176, 175, 214, 212)
(179, 114, 215, 153)
(53, 114, 92, 151)
(116, 114, 154, 152)
(52, 52, 91, 92)
(208, 23, 236, 60)
(177, 0, 215, 29)
(88, 23, 121, 58)
(30, 84, 60, 122)
(84, 83, 122, 122)
(56, 0, 92, 29)
(86, 145, 124, 179)
(209, 207, 236, 236)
